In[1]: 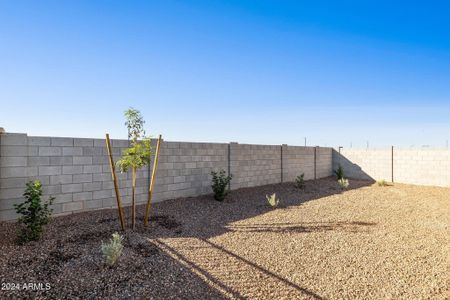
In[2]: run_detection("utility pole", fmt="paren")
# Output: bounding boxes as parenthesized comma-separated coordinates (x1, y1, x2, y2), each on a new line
(304, 137, 306, 147)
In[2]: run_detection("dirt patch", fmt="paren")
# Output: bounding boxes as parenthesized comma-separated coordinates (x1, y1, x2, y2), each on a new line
(38, 245, 80, 279)
(65, 230, 112, 244)
(149, 215, 182, 230)
(126, 235, 160, 257)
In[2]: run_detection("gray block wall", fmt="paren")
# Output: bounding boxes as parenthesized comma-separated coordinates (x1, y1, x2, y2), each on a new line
(151, 141, 229, 202)
(0, 133, 151, 221)
(0, 132, 333, 221)
(230, 143, 282, 189)
(316, 147, 333, 179)
(282, 146, 334, 181)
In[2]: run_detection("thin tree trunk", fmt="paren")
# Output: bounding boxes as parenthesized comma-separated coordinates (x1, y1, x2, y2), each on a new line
(131, 167, 136, 230)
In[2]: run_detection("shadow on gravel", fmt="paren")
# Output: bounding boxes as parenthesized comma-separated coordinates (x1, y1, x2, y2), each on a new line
(0, 177, 375, 299)
(153, 238, 325, 299)
(138, 177, 375, 299)
(147, 177, 375, 240)
(225, 221, 377, 234)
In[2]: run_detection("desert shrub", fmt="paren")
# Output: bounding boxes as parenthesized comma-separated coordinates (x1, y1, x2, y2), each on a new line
(334, 164, 344, 180)
(14, 180, 54, 243)
(338, 178, 349, 190)
(377, 179, 388, 187)
(211, 169, 232, 201)
(266, 193, 280, 208)
(101, 232, 124, 267)
(295, 173, 305, 189)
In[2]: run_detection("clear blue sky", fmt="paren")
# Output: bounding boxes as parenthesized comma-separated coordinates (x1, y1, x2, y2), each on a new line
(1, 1, 450, 148)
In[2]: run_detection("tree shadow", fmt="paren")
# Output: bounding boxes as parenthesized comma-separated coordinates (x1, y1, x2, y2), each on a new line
(225, 221, 377, 234)
(152, 238, 325, 299)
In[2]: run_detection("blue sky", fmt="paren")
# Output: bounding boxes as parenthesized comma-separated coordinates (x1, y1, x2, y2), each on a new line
(1, 1, 450, 148)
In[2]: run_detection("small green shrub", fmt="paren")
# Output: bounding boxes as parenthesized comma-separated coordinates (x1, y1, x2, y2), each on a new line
(295, 173, 305, 189)
(211, 169, 232, 201)
(101, 232, 124, 267)
(334, 164, 345, 180)
(377, 179, 388, 187)
(266, 193, 279, 209)
(14, 180, 54, 243)
(338, 178, 349, 190)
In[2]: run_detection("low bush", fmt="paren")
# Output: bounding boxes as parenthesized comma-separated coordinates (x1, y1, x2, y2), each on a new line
(338, 178, 349, 190)
(295, 173, 305, 189)
(377, 179, 388, 187)
(266, 193, 280, 208)
(334, 164, 345, 180)
(14, 180, 54, 243)
(101, 232, 124, 267)
(211, 169, 232, 201)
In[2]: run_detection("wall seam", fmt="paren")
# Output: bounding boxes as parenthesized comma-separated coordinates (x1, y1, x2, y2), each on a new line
(391, 146, 394, 183)
(314, 147, 317, 180)
(228, 143, 231, 190)
(280, 145, 283, 183)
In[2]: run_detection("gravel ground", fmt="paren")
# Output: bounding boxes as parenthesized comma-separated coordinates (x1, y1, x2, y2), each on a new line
(0, 177, 449, 299)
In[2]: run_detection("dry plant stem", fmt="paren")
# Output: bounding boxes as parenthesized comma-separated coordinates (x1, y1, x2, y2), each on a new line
(132, 167, 136, 230)
(144, 134, 162, 226)
(105, 134, 126, 231)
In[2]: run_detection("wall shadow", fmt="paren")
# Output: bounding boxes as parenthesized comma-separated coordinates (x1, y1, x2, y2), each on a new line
(139, 176, 375, 240)
(332, 149, 376, 182)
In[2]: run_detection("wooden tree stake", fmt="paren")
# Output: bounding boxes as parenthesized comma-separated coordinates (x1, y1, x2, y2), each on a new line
(131, 167, 136, 230)
(144, 134, 162, 226)
(105, 134, 126, 231)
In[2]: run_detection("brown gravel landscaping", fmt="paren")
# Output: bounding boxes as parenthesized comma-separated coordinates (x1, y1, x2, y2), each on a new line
(1, 177, 449, 299)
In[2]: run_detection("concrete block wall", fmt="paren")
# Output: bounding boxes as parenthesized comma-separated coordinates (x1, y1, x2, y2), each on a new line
(151, 141, 229, 202)
(282, 146, 315, 181)
(333, 149, 392, 181)
(0, 133, 150, 221)
(0, 132, 333, 221)
(316, 147, 333, 179)
(394, 149, 450, 187)
(333, 148, 450, 187)
(282, 146, 333, 182)
(230, 143, 282, 189)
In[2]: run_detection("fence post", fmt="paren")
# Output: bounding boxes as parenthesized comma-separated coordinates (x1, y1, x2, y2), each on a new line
(314, 146, 317, 180)
(391, 146, 394, 183)
(228, 143, 232, 190)
(280, 144, 286, 183)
